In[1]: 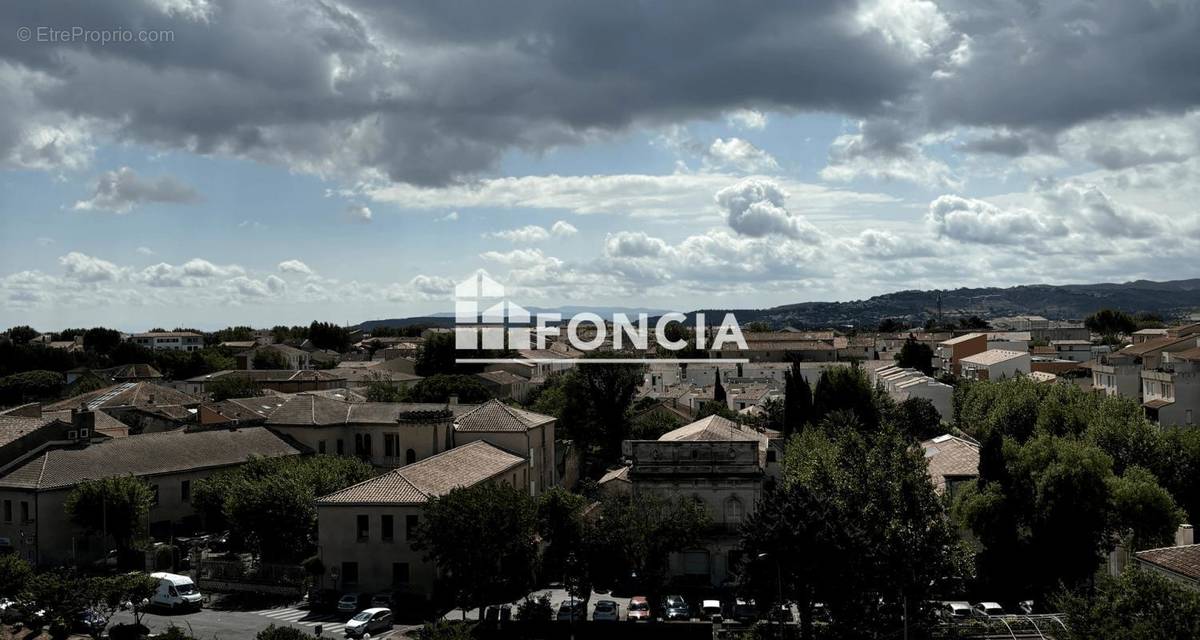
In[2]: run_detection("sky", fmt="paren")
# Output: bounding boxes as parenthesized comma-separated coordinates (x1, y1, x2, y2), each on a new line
(2, 0, 1200, 331)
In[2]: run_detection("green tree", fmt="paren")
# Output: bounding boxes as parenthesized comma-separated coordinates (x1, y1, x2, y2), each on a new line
(811, 365, 880, 430)
(582, 493, 709, 605)
(28, 569, 91, 637)
(0, 553, 33, 598)
(64, 476, 154, 565)
(194, 455, 374, 562)
(558, 355, 644, 464)
(252, 348, 290, 369)
(364, 372, 408, 402)
(308, 321, 351, 352)
(5, 325, 41, 344)
(1057, 568, 1200, 640)
(89, 573, 160, 629)
(413, 482, 538, 617)
(783, 360, 812, 437)
(887, 396, 943, 441)
(1084, 308, 1137, 337)
(895, 335, 934, 375)
(696, 399, 738, 421)
(83, 327, 123, 355)
(0, 369, 65, 404)
(630, 409, 682, 440)
(415, 331, 457, 377)
(406, 374, 492, 403)
(207, 374, 263, 400)
(1108, 466, 1184, 551)
(536, 487, 588, 594)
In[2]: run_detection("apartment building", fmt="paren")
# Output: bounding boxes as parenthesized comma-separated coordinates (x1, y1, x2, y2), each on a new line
(313, 441, 526, 597)
(958, 349, 1031, 381)
(870, 364, 953, 422)
(1050, 339, 1094, 362)
(129, 331, 204, 351)
(936, 333, 987, 376)
(1141, 346, 1200, 426)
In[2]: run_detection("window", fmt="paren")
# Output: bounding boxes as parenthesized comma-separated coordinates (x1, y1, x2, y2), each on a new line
(384, 434, 397, 458)
(354, 433, 362, 453)
(20, 501, 30, 522)
(381, 515, 394, 542)
(363, 434, 372, 456)
(3, 500, 10, 523)
(406, 515, 418, 540)
(318, 440, 326, 454)
(80, 428, 89, 438)
(68, 430, 77, 439)
(151, 485, 159, 506)
(336, 439, 344, 455)
(405, 448, 416, 465)
(356, 514, 369, 541)
(342, 561, 359, 585)
(392, 562, 410, 585)
(766, 449, 777, 463)
(181, 480, 191, 502)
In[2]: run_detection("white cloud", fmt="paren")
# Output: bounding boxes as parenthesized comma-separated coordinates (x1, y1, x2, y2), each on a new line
(551, 220, 578, 237)
(821, 123, 960, 189)
(485, 225, 552, 243)
(926, 195, 1065, 245)
(480, 248, 560, 268)
(278, 259, 314, 275)
(604, 231, 669, 258)
(705, 138, 780, 173)
(138, 258, 245, 287)
(58, 252, 123, 282)
(136, 246, 155, 256)
(345, 205, 372, 223)
(265, 274, 287, 294)
(438, 211, 459, 222)
(73, 167, 201, 213)
(726, 109, 768, 130)
(714, 178, 821, 240)
(365, 172, 898, 221)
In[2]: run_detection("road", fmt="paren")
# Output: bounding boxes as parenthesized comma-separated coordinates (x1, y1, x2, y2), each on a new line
(108, 602, 420, 639)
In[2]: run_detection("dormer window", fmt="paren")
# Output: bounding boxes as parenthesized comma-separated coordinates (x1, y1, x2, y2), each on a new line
(80, 428, 89, 438)
(67, 430, 77, 440)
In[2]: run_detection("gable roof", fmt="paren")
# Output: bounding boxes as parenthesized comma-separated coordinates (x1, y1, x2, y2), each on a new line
(205, 394, 461, 426)
(45, 382, 200, 412)
(1136, 544, 1200, 581)
(0, 415, 64, 448)
(921, 434, 980, 493)
(1120, 335, 1193, 357)
(315, 441, 524, 505)
(454, 399, 554, 432)
(0, 427, 303, 491)
(659, 415, 766, 444)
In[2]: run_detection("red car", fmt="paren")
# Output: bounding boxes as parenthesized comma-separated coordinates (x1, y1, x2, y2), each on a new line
(627, 596, 651, 621)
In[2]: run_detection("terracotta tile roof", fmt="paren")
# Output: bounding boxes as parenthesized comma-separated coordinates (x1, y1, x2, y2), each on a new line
(454, 399, 554, 432)
(1120, 336, 1192, 357)
(315, 441, 524, 505)
(187, 369, 346, 383)
(1136, 544, 1200, 580)
(0, 427, 303, 491)
(1143, 398, 1174, 409)
(660, 415, 768, 449)
(1173, 347, 1200, 362)
(921, 434, 980, 493)
(45, 382, 200, 412)
(96, 363, 164, 380)
(44, 409, 131, 437)
(0, 415, 63, 448)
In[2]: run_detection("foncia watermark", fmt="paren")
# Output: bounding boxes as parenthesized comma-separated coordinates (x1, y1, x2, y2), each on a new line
(453, 273, 748, 364)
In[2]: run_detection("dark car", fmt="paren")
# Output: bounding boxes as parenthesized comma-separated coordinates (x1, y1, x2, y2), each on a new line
(662, 595, 689, 621)
(732, 598, 757, 625)
(76, 608, 108, 639)
(556, 599, 586, 622)
(305, 589, 342, 613)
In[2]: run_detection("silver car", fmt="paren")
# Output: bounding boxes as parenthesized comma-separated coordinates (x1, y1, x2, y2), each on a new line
(344, 607, 392, 638)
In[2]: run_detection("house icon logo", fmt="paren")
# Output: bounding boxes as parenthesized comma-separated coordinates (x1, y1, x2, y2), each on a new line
(454, 272, 531, 351)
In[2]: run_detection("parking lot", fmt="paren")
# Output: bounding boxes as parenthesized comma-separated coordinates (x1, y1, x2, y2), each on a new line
(106, 598, 421, 640)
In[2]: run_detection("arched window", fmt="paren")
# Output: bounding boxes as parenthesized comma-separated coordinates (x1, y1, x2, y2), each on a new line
(405, 448, 416, 465)
(724, 497, 744, 524)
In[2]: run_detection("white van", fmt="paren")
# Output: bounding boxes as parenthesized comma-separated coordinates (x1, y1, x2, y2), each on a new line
(149, 572, 202, 610)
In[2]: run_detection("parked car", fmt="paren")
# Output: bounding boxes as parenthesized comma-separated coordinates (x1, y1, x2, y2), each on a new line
(592, 600, 620, 622)
(732, 599, 757, 625)
(701, 599, 722, 622)
(149, 572, 202, 610)
(305, 588, 341, 613)
(369, 592, 393, 609)
(1017, 600, 1034, 615)
(662, 595, 690, 621)
(627, 597, 651, 622)
(337, 593, 367, 615)
(556, 598, 586, 621)
(972, 602, 1005, 619)
(75, 608, 108, 638)
(344, 607, 392, 638)
(768, 604, 795, 623)
(483, 604, 512, 622)
(939, 601, 972, 621)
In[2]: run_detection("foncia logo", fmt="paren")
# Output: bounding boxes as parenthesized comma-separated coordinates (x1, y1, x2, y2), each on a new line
(453, 272, 748, 364)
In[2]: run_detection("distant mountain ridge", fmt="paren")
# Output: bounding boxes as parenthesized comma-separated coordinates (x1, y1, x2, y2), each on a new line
(357, 279, 1200, 331)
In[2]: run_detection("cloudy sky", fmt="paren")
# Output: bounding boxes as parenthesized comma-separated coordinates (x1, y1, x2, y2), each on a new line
(2, 0, 1200, 330)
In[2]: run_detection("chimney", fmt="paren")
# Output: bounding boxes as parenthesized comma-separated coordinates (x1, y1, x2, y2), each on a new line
(73, 405, 96, 438)
(1177, 524, 1195, 547)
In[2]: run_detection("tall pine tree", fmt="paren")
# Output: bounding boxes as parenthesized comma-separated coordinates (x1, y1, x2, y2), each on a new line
(783, 359, 812, 437)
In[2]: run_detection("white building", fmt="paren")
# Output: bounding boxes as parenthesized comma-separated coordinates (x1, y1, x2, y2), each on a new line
(986, 332, 1031, 353)
(1051, 339, 1093, 363)
(959, 349, 1031, 382)
(870, 364, 953, 422)
(129, 331, 204, 352)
